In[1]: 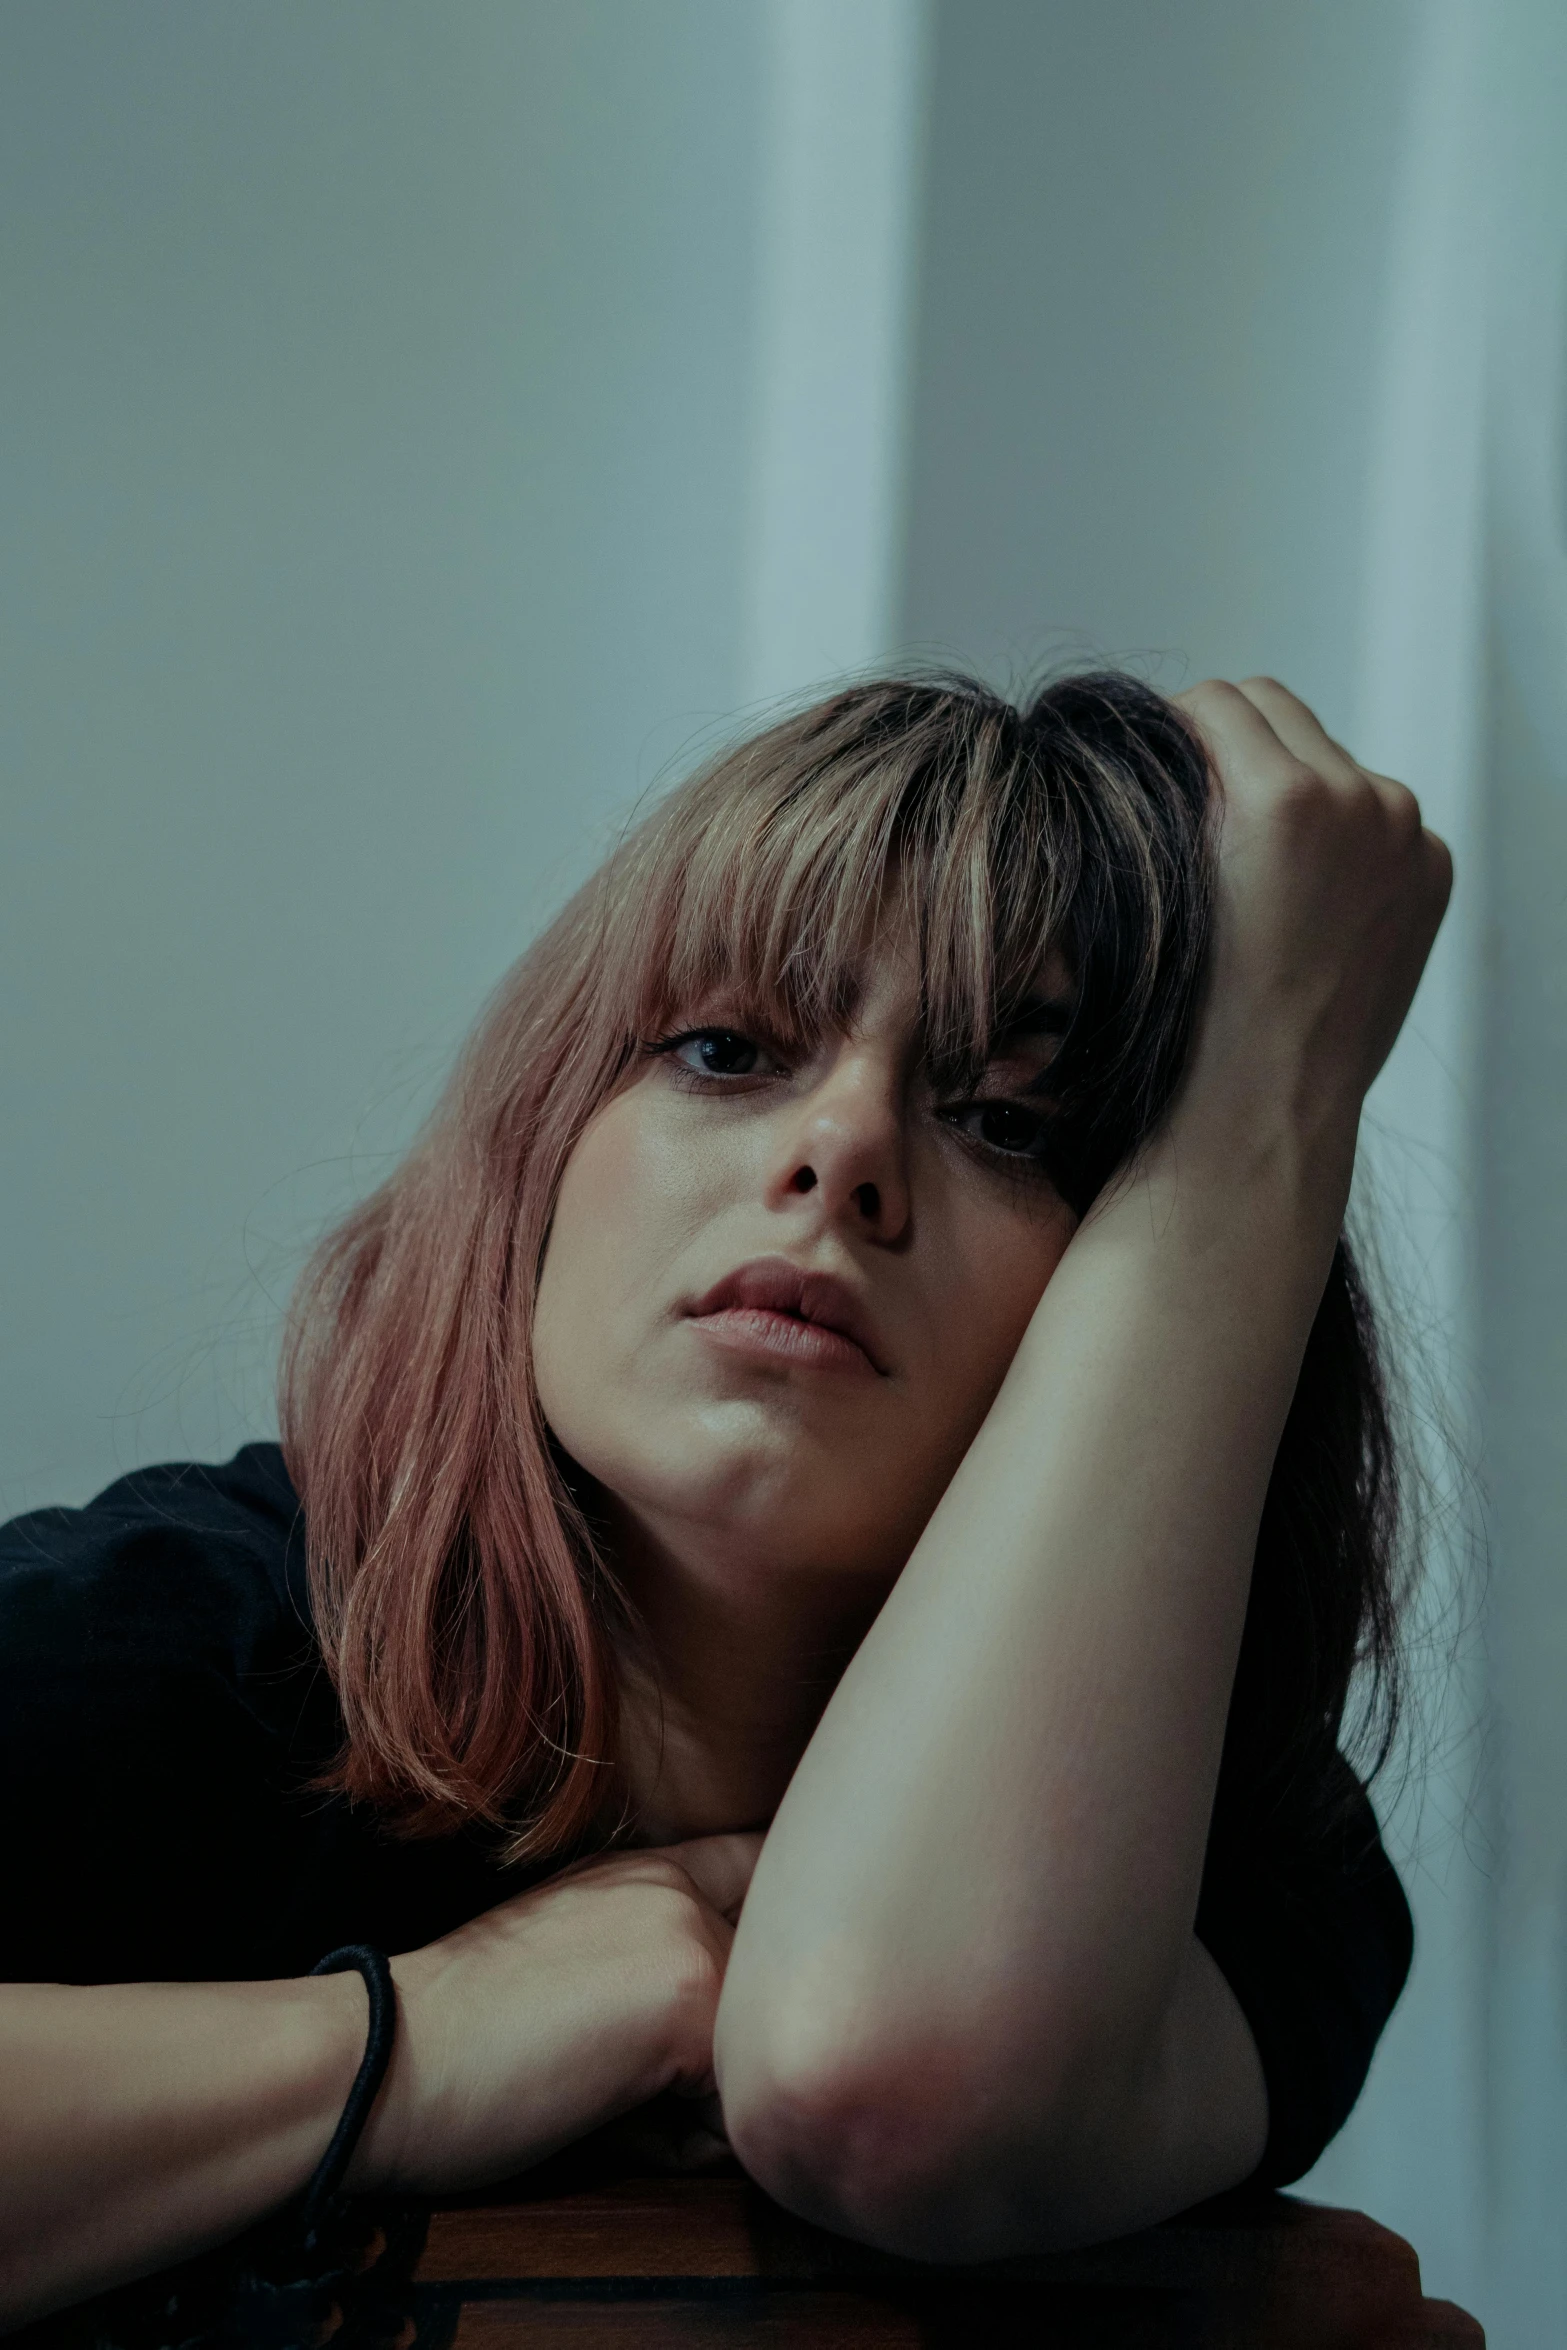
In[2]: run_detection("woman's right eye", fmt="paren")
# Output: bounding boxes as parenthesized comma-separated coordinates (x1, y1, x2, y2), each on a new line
(663, 1028, 776, 1079)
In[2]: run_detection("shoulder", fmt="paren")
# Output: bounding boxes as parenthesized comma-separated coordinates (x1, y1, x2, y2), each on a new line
(0, 1444, 343, 1982)
(0, 1441, 310, 1681)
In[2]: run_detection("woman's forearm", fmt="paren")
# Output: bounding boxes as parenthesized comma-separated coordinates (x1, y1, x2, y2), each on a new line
(0, 1976, 366, 2330)
(715, 1098, 1348, 2248)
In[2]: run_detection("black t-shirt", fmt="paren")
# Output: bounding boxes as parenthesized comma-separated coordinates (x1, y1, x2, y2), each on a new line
(0, 1443, 1412, 2188)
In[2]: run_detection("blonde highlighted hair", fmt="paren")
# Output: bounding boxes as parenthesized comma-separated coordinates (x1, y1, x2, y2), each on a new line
(281, 671, 1403, 1861)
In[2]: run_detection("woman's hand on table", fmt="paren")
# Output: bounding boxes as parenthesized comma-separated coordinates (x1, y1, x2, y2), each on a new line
(0, 1834, 759, 2326)
(579, 2086, 735, 2174)
(348, 1830, 762, 2195)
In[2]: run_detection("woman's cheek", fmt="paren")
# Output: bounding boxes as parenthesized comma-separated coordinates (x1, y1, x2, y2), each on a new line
(533, 1099, 646, 1436)
(533, 1084, 729, 1456)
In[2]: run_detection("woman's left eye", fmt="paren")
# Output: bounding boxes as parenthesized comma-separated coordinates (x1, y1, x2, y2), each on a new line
(946, 1099, 1050, 1158)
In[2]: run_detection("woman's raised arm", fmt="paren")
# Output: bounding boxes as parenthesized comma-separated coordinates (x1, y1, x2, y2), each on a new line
(713, 678, 1451, 2259)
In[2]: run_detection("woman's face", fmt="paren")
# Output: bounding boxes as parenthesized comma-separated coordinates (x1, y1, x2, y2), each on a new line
(533, 933, 1078, 1596)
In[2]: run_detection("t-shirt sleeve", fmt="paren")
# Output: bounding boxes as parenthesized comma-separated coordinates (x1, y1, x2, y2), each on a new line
(1194, 1758, 1414, 2187)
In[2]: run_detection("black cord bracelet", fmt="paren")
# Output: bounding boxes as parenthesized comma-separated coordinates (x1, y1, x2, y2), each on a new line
(300, 1944, 396, 2238)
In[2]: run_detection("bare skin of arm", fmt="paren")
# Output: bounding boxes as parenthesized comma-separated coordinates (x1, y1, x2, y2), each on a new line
(713, 679, 1452, 2259)
(0, 1834, 758, 2331)
(0, 1976, 366, 2329)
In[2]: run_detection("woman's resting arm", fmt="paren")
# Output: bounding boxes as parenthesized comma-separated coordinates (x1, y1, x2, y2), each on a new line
(0, 1976, 365, 2331)
(714, 679, 1449, 2258)
(0, 1833, 759, 2330)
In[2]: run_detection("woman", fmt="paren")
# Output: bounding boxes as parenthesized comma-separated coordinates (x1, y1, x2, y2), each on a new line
(0, 667, 1448, 2325)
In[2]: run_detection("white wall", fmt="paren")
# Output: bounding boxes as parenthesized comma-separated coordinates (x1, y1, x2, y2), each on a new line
(738, 0, 931, 708)
(1, 0, 934, 1523)
(900, 0, 1418, 713)
(1, 0, 770, 1513)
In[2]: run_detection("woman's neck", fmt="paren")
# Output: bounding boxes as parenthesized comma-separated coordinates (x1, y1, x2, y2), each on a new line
(605, 1508, 890, 1845)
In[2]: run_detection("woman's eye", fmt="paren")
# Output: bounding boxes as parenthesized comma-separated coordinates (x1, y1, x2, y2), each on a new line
(668, 1028, 771, 1078)
(950, 1099, 1048, 1158)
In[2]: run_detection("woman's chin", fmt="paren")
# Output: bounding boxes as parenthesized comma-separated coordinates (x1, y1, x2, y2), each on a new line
(609, 1448, 907, 1584)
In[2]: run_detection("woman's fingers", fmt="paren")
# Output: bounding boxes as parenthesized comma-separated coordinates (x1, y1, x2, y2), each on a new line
(1417, 823, 1456, 923)
(591, 2089, 733, 2173)
(1230, 676, 1365, 789)
(1180, 675, 1384, 808)
(1221, 676, 1437, 835)
(1230, 677, 1451, 913)
(1174, 678, 1306, 799)
(1181, 677, 1448, 880)
(668, 1830, 767, 1922)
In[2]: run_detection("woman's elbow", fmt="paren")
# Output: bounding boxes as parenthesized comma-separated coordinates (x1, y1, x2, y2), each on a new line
(721, 2063, 960, 2257)
(717, 2023, 1084, 2263)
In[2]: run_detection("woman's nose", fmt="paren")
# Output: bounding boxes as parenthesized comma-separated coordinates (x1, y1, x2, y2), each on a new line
(765, 1054, 911, 1241)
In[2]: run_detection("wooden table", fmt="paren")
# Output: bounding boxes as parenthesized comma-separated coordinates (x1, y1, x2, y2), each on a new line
(21, 2156, 1485, 2349)
(411, 2162, 1486, 2348)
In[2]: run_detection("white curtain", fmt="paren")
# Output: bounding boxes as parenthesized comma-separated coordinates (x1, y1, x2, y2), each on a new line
(1304, 12, 1567, 2345)
(1296, 0, 1491, 2306)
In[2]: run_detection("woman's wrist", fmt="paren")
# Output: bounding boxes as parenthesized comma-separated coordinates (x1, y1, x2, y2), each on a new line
(1048, 1074, 1357, 1404)
(284, 1971, 392, 2198)
(1133, 1048, 1361, 1251)
(340, 1948, 428, 2196)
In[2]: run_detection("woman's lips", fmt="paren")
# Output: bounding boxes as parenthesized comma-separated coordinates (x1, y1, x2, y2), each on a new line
(682, 1257, 887, 1376)
(686, 1304, 879, 1375)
